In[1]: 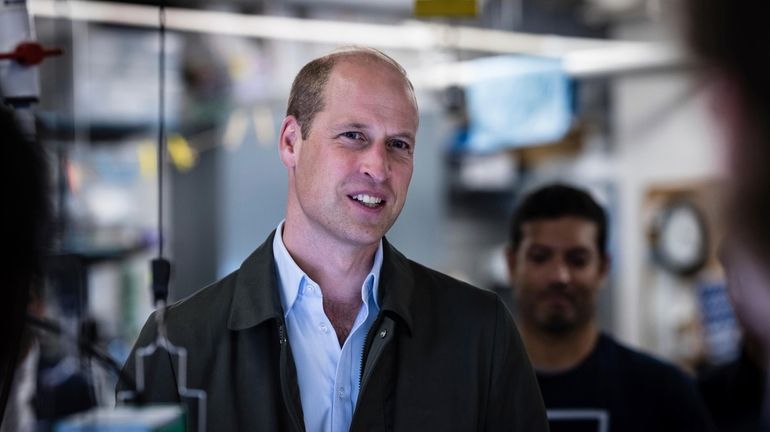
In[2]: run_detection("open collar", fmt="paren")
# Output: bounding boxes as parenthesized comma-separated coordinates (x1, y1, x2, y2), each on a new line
(227, 230, 415, 334)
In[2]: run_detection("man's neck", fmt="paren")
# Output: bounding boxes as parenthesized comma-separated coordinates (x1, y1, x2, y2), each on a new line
(281, 218, 379, 346)
(281, 219, 377, 304)
(520, 322, 599, 373)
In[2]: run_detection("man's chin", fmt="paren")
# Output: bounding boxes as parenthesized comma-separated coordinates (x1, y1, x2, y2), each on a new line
(538, 316, 577, 335)
(335, 225, 389, 248)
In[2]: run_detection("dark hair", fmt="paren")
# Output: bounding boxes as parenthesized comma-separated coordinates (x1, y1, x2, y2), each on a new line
(286, 47, 415, 139)
(685, 0, 770, 118)
(685, 0, 770, 256)
(509, 184, 607, 255)
(0, 105, 51, 419)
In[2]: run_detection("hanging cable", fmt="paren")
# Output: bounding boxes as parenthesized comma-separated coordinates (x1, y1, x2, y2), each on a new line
(157, 3, 165, 260)
(152, 2, 171, 306)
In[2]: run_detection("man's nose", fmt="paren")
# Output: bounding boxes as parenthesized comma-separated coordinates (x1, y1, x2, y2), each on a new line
(361, 141, 391, 182)
(550, 259, 571, 285)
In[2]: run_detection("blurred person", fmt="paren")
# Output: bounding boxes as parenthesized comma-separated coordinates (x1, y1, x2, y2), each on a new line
(685, 0, 770, 427)
(698, 310, 766, 432)
(696, 242, 770, 431)
(120, 47, 548, 432)
(0, 104, 51, 429)
(506, 184, 715, 432)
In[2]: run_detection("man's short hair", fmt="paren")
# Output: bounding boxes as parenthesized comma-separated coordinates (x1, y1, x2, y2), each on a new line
(286, 46, 416, 140)
(509, 184, 607, 255)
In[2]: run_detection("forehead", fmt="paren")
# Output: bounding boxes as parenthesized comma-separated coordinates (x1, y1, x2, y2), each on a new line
(320, 59, 418, 127)
(520, 217, 599, 251)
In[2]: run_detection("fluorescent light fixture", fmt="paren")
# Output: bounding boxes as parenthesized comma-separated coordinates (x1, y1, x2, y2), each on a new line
(29, 0, 652, 56)
(28, 0, 686, 83)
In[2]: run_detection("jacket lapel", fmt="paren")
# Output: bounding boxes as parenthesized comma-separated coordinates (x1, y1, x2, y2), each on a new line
(227, 230, 284, 331)
(378, 238, 416, 334)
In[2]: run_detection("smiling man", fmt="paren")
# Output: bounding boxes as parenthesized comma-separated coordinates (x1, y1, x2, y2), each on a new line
(506, 183, 714, 432)
(120, 47, 547, 432)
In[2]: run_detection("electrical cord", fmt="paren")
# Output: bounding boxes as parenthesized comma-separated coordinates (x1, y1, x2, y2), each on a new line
(25, 314, 139, 400)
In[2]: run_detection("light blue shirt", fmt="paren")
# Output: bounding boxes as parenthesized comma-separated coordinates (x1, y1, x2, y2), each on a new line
(272, 222, 382, 432)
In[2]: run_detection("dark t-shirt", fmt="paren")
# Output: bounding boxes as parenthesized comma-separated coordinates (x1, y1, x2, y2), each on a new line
(536, 333, 715, 432)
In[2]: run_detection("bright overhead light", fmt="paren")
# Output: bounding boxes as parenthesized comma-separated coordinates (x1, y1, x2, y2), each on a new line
(29, 0, 648, 55)
(28, 0, 685, 82)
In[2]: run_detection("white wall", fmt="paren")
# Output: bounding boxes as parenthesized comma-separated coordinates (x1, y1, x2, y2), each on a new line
(609, 20, 722, 350)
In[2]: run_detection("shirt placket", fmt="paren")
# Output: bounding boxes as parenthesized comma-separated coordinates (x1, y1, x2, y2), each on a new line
(331, 280, 374, 432)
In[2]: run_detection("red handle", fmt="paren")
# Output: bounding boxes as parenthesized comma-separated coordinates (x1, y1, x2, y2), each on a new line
(0, 41, 63, 66)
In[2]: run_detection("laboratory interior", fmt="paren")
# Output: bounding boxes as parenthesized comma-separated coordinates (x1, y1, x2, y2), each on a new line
(1, 0, 761, 431)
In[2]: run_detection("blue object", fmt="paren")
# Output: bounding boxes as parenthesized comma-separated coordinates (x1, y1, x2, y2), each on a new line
(464, 56, 572, 153)
(55, 405, 184, 432)
(697, 280, 741, 364)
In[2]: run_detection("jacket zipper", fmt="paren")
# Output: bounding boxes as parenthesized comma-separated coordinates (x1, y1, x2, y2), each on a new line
(358, 315, 394, 391)
(359, 314, 382, 388)
(358, 331, 370, 389)
(278, 322, 304, 432)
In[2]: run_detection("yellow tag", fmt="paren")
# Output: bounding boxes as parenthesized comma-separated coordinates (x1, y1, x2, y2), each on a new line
(168, 133, 197, 172)
(414, 0, 477, 17)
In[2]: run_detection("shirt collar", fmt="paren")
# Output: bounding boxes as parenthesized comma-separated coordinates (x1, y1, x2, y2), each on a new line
(272, 221, 383, 317)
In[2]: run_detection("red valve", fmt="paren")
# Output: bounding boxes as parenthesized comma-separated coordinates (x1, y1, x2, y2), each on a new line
(0, 41, 63, 66)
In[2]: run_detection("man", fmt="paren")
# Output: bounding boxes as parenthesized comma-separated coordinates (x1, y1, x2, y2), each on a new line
(505, 183, 714, 432)
(119, 48, 548, 431)
(685, 1, 770, 427)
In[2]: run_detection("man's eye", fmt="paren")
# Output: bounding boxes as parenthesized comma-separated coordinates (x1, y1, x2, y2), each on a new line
(527, 252, 550, 264)
(341, 131, 364, 141)
(568, 255, 591, 268)
(565, 249, 591, 267)
(389, 140, 411, 151)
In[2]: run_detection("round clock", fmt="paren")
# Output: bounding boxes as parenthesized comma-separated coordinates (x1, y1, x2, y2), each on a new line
(652, 200, 709, 276)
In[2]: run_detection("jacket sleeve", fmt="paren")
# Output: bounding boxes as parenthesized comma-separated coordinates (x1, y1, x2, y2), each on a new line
(484, 298, 550, 432)
(115, 311, 182, 405)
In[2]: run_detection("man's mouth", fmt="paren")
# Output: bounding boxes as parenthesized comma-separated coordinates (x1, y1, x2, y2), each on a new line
(349, 193, 385, 209)
(539, 291, 573, 306)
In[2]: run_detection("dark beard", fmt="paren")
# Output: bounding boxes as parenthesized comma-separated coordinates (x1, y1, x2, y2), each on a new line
(539, 314, 577, 335)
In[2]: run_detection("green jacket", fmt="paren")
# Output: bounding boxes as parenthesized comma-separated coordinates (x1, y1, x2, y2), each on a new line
(119, 231, 548, 431)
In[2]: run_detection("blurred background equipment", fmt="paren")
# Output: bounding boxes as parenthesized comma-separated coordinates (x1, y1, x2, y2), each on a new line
(0, 0, 746, 428)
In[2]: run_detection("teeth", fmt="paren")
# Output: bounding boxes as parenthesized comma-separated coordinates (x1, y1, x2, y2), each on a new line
(352, 194, 383, 207)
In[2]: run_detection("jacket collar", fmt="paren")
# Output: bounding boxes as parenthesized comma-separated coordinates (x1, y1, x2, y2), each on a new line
(379, 238, 415, 334)
(227, 230, 284, 330)
(227, 230, 415, 333)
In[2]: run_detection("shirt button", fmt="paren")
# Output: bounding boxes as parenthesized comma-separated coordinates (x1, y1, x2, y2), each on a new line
(338, 387, 345, 399)
(319, 323, 329, 334)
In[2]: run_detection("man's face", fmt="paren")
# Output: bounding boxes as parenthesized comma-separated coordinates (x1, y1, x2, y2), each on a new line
(281, 60, 418, 248)
(507, 217, 608, 335)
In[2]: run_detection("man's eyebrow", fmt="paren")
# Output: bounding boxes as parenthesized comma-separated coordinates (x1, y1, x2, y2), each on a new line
(333, 122, 415, 141)
(390, 131, 416, 141)
(527, 243, 551, 250)
(341, 122, 368, 130)
(332, 122, 368, 131)
(566, 247, 591, 254)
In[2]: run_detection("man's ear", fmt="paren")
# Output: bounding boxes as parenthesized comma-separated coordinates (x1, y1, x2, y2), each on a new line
(505, 245, 518, 281)
(599, 253, 611, 280)
(279, 116, 301, 168)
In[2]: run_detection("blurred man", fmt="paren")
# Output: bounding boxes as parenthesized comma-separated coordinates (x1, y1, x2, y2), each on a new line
(120, 47, 548, 432)
(685, 1, 770, 427)
(506, 184, 714, 432)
